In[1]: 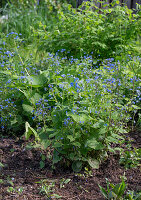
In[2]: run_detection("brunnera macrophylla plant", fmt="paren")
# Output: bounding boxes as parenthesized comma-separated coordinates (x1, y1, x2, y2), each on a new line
(0, 32, 39, 132)
(0, 33, 140, 172)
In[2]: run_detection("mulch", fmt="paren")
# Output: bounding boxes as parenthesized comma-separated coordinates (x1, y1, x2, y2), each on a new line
(0, 130, 141, 200)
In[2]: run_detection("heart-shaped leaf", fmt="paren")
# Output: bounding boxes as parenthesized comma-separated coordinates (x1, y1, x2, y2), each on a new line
(88, 158, 100, 169)
(72, 161, 82, 172)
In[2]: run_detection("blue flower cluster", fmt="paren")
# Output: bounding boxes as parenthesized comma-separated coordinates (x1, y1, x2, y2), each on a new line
(0, 33, 140, 134)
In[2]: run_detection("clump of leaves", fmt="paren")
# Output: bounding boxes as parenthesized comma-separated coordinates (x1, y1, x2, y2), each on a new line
(119, 148, 141, 169)
(37, 179, 61, 199)
(36, 1, 141, 60)
(99, 177, 141, 200)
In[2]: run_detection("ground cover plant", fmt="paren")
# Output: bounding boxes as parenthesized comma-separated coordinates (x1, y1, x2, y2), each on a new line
(0, 0, 141, 199)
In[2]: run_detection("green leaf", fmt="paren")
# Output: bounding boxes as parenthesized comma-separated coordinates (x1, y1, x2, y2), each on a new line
(92, 119, 105, 128)
(11, 117, 18, 125)
(99, 185, 108, 199)
(113, 180, 126, 197)
(53, 142, 63, 148)
(40, 160, 45, 169)
(26, 74, 47, 87)
(0, 179, 4, 184)
(52, 108, 66, 128)
(68, 153, 75, 160)
(0, 162, 4, 168)
(49, 132, 58, 138)
(72, 161, 82, 172)
(106, 136, 119, 143)
(25, 122, 39, 141)
(22, 104, 33, 113)
(67, 112, 93, 124)
(72, 141, 81, 147)
(53, 150, 62, 164)
(134, 192, 141, 200)
(41, 154, 46, 161)
(67, 135, 75, 142)
(88, 158, 100, 169)
(85, 138, 104, 150)
(30, 93, 42, 104)
(41, 140, 51, 149)
(51, 194, 62, 198)
(39, 128, 55, 140)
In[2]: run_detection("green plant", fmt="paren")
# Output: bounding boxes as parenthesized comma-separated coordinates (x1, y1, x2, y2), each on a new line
(40, 153, 46, 169)
(7, 186, 24, 194)
(0, 179, 4, 184)
(0, 2, 140, 172)
(59, 178, 71, 188)
(7, 187, 15, 193)
(37, 179, 61, 199)
(0, 175, 14, 186)
(0, 162, 4, 169)
(1, 31, 140, 171)
(125, 191, 141, 200)
(84, 167, 93, 177)
(0, 175, 24, 194)
(99, 177, 141, 200)
(0, 0, 59, 44)
(119, 148, 141, 169)
(36, 1, 141, 60)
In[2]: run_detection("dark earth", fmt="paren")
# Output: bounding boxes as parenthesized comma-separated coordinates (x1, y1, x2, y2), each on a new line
(0, 130, 141, 200)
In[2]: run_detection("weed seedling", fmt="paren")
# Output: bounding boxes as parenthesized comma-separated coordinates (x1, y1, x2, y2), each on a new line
(37, 179, 61, 199)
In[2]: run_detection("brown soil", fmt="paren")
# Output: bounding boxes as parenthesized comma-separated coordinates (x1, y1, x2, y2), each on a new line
(0, 130, 141, 200)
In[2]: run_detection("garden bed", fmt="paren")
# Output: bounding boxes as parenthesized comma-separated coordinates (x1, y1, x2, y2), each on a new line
(0, 130, 140, 200)
(0, 1, 141, 199)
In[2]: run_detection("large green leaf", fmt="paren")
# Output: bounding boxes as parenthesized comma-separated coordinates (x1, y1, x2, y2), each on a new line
(30, 93, 42, 104)
(67, 112, 93, 124)
(92, 119, 105, 129)
(52, 108, 67, 128)
(72, 161, 82, 172)
(39, 128, 55, 140)
(85, 138, 104, 150)
(22, 104, 34, 113)
(67, 135, 75, 142)
(53, 150, 62, 164)
(41, 140, 51, 149)
(88, 158, 100, 169)
(25, 122, 39, 141)
(49, 131, 58, 138)
(26, 74, 47, 87)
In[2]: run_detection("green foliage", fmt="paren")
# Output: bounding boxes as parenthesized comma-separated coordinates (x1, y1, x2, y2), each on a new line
(40, 153, 46, 169)
(59, 178, 71, 188)
(7, 186, 24, 194)
(37, 179, 62, 199)
(0, 0, 59, 42)
(136, 113, 141, 128)
(1, 31, 140, 171)
(0, 162, 4, 169)
(119, 148, 141, 169)
(99, 177, 141, 200)
(36, 2, 141, 59)
(0, 175, 24, 194)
